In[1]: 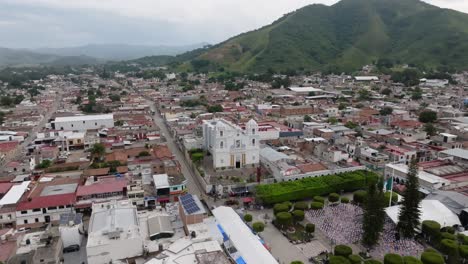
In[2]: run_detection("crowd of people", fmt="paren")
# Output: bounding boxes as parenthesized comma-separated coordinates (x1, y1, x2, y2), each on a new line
(305, 203, 424, 258)
(370, 218, 424, 258)
(306, 203, 364, 245)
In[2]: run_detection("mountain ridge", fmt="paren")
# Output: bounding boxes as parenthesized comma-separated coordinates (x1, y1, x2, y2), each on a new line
(183, 0, 468, 73)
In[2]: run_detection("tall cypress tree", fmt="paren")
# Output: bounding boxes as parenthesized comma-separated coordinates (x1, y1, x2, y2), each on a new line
(362, 179, 386, 248)
(397, 158, 422, 238)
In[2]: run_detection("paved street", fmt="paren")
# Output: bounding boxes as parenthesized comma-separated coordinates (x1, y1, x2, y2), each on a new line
(147, 101, 204, 197)
(2, 91, 63, 166)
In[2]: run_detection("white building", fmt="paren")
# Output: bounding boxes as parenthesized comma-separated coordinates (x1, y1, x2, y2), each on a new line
(384, 163, 451, 192)
(87, 200, 144, 264)
(52, 114, 114, 131)
(212, 206, 278, 264)
(203, 119, 260, 169)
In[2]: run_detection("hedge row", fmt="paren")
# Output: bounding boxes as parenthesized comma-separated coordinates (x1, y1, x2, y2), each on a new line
(256, 170, 378, 204)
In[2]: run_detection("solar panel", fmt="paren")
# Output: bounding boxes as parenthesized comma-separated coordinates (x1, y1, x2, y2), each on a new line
(180, 194, 201, 214)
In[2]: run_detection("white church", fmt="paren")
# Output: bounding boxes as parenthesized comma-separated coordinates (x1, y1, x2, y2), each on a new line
(202, 118, 260, 169)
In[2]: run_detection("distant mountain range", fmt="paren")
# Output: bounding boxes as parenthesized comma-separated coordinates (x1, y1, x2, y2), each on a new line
(0, 43, 208, 67)
(134, 0, 468, 73)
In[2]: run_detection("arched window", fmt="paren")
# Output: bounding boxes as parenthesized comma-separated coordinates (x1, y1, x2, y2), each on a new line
(252, 139, 256, 146)
(252, 128, 255, 134)
(220, 130, 224, 137)
(220, 141, 224, 149)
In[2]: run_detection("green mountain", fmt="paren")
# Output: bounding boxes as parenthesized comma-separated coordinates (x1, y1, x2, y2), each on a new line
(194, 0, 468, 72)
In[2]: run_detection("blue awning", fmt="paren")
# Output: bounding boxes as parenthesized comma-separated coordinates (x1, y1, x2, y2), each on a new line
(217, 224, 229, 241)
(236, 257, 247, 264)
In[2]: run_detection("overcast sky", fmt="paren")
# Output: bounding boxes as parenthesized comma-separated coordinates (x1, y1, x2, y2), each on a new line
(0, 0, 467, 49)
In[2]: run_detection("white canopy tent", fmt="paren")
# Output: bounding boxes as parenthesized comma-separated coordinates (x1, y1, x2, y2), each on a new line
(386, 199, 461, 227)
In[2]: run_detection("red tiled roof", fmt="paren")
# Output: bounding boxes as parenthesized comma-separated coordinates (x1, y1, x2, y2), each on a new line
(16, 193, 76, 211)
(0, 141, 19, 152)
(297, 163, 327, 173)
(76, 178, 127, 197)
(0, 182, 14, 194)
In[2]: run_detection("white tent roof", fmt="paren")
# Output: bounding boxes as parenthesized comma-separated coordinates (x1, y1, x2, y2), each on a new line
(212, 206, 278, 264)
(0, 181, 30, 206)
(385, 199, 461, 227)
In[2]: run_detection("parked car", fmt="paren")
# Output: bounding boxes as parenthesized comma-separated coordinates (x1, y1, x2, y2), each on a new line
(63, 244, 80, 253)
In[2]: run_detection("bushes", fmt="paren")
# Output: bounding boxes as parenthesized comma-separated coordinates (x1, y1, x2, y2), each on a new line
(364, 260, 382, 264)
(353, 190, 367, 204)
(341, 197, 350, 204)
(334, 245, 353, 258)
(252, 222, 265, 233)
(348, 255, 362, 264)
(460, 245, 468, 259)
(243, 214, 252, 223)
(314, 196, 326, 203)
(294, 201, 309, 211)
(311, 202, 324, 210)
(420, 252, 444, 264)
(329, 193, 340, 203)
(422, 220, 441, 242)
(274, 203, 289, 214)
(330, 256, 351, 264)
(305, 223, 315, 233)
(403, 256, 422, 264)
(276, 212, 292, 228)
(256, 170, 378, 204)
(440, 238, 458, 256)
(384, 192, 398, 206)
(441, 232, 456, 241)
(292, 210, 305, 222)
(384, 254, 403, 264)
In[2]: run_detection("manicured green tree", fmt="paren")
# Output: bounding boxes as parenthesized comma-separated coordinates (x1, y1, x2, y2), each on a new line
(243, 214, 253, 223)
(362, 181, 385, 249)
(283, 201, 293, 210)
(384, 191, 398, 206)
(459, 234, 468, 245)
(348, 254, 362, 264)
(334, 245, 353, 258)
(403, 256, 422, 264)
(341, 197, 350, 204)
(459, 245, 468, 261)
(294, 201, 309, 211)
(311, 202, 324, 210)
(330, 256, 351, 264)
(384, 254, 404, 264)
(364, 260, 382, 264)
(421, 252, 444, 264)
(252, 222, 265, 234)
(314, 196, 325, 203)
(305, 223, 315, 237)
(440, 238, 460, 264)
(441, 232, 456, 241)
(441, 226, 455, 234)
(397, 158, 422, 238)
(291, 261, 304, 264)
(329, 193, 340, 203)
(292, 210, 305, 223)
(421, 220, 441, 243)
(353, 190, 367, 204)
(274, 203, 289, 214)
(276, 212, 292, 229)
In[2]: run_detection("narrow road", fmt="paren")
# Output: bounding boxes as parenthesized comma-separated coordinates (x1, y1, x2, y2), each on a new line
(147, 101, 204, 197)
(2, 90, 62, 165)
